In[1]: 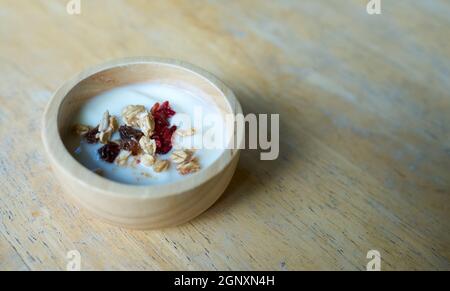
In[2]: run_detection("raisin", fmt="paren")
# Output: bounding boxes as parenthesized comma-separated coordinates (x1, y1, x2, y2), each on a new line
(84, 126, 99, 144)
(119, 139, 140, 156)
(98, 142, 120, 163)
(119, 125, 144, 141)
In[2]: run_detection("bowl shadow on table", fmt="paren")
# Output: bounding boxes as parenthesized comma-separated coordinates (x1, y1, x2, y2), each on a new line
(190, 90, 307, 224)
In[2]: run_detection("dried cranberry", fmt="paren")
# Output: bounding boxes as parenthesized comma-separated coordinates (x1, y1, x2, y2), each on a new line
(119, 139, 140, 156)
(150, 101, 177, 154)
(150, 102, 160, 115)
(151, 129, 176, 154)
(84, 126, 99, 144)
(159, 101, 176, 117)
(119, 125, 144, 141)
(98, 142, 120, 163)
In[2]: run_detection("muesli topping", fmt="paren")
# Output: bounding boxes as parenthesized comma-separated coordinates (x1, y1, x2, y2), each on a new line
(84, 126, 100, 144)
(115, 150, 131, 166)
(141, 154, 156, 167)
(177, 157, 200, 175)
(98, 142, 120, 163)
(121, 105, 146, 127)
(170, 150, 192, 164)
(73, 124, 90, 136)
(139, 135, 157, 156)
(73, 100, 200, 176)
(153, 159, 170, 173)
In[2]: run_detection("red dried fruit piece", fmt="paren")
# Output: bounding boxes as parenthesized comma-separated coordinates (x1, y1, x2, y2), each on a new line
(119, 125, 144, 141)
(150, 101, 177, 154)
(159, 101, 176, 117)
(84, 126, 99, 144)
(152, 101, 175, 121)
(150, 102, 160, 115)
(152, 128, 177, 154)
(154, 116, 169, 129)
(98, 142, 120, 163)
(119, 139, 140, 156)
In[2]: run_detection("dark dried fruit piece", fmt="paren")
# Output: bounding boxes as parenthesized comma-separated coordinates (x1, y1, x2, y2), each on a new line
(119, 139, 141, 156)
(84, 126, 99, 144)
(98, 142, 120, 163)
(119, 125, 144, 141)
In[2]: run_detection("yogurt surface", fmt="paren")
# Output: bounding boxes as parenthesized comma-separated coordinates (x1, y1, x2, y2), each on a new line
(65, 82, 226, 185)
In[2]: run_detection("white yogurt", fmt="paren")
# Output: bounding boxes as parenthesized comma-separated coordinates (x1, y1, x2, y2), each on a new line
(65, 83, 226, 185)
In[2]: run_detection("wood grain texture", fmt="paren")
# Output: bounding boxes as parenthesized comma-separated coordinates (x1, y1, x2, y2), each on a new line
(0, 0, 449, 270)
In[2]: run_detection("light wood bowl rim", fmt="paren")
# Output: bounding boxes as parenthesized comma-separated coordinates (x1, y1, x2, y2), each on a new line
(42, 57, 243, 199)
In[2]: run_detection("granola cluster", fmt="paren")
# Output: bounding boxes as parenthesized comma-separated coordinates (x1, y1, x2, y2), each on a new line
(170, 150, 201, 175)
(73, 101, 200, 176)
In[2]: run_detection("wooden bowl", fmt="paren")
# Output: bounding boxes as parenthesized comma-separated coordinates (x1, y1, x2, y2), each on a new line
(42, 57, 243, 229)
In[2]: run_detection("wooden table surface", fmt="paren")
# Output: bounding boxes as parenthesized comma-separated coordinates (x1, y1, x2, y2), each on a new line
(1, 0, 449, 271)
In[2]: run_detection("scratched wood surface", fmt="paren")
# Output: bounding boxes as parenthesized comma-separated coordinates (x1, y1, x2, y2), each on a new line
(0, 0, 449, 271)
